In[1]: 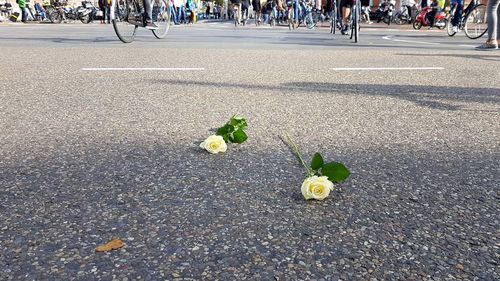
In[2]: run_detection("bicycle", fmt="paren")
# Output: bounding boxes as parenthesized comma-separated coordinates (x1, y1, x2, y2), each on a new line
(329, 0, 338, 34)
(348, 0, 360, 42)
(111, 0, 171, 43)
(446, 0, 487, 39)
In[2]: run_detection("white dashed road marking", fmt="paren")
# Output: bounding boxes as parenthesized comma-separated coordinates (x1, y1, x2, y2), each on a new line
(81, 68, 205, 71)
(332, 67, 445, 71)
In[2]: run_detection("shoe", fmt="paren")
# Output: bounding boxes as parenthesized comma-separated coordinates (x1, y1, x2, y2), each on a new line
(341, 25, 348, 35)
(367, 21, 373, 24)
(475, 42, 498, 50)
(452, 25, 458, 33)
(145, 21, 159, 29)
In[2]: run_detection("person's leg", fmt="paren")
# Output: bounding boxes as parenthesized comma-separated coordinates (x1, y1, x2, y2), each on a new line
(182, 5, 187, 23)
(487, 0, 500, 41)
(477, 0, 499, 48)
(21, 7, 27, 22)
(171, 5, 178, 23)
(99, 2, 104, 23)
(342, 6, 350, 25)
(294, 0, 299, 22)
(427, 10, 434, 26)
(497, 0, 500, 40)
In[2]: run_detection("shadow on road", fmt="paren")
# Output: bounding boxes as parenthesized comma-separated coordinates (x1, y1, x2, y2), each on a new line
(396, 53, 500, 62)
(155, 79, 500, 112)
(0, 37, 118, 44)
(0, 138, 497, 280)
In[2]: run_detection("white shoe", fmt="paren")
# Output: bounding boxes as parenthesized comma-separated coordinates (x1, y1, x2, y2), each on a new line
(452, 25, 458, 33)
(367, 21, 373, 24)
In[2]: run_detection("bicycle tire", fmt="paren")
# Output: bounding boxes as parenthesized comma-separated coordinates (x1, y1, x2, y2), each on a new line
(112, 0, 138, 43)
(152, 0, 171, 39)
(354, 3, 359, 43)
(464, 4, 488, 39)
(447, 16, 457, 36)
(332, 8, 337, 34)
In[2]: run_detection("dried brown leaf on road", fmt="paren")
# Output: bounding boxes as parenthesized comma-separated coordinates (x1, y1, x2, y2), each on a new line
(95, 239, 125, 252)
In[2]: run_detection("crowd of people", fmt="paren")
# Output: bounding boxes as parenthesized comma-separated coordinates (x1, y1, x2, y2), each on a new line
(1, 0, 498, 50)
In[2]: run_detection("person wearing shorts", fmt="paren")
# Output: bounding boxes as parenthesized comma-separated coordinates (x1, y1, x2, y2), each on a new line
(340, 0, 352, 34)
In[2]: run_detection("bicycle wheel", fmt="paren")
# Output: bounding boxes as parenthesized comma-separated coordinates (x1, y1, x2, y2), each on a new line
(464, 4, 488, 39)
(331, 8, 337, 34)
(112, 0, 138, 43)
(151, 0, 170, 39)
(352, 2, 359, 42)
(447, 16, 457, 36)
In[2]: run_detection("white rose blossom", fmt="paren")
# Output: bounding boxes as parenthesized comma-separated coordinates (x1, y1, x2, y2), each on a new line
(200, 135, 227, 154)
(301, 176, 334, 200)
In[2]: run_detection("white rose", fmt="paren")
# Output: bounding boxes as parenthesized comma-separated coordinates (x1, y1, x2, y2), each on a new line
(200, 135, 227, 154)
(301, 176, 333, 200)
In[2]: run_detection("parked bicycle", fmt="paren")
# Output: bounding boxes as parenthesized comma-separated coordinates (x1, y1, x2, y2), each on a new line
(111, 0, 171, 43)
(393, 5, 411, 24)
(446, 0, 487, 39)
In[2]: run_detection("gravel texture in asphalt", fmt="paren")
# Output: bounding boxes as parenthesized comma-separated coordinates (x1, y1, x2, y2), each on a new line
(0, 24, 499, 280)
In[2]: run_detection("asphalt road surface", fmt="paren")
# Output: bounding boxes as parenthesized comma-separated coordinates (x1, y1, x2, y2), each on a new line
(0, 22, 499, 280)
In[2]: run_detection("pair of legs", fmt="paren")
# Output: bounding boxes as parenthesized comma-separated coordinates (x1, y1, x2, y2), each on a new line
(241, 4, 248, 20)
(485, 0, 500, 45)
(176, 5, 187, 24)
(426, 8, 437, 27)
(233, 3, 241, 23)
(20, 7, 27, 22)
(451, 0, 463, 27)
(340, 0, 352, 32)
(98, 0, 110, 23)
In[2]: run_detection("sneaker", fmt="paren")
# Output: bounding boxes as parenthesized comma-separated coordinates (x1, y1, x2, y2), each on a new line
(475, 42, 499, 50)
(341, 25, 349, 35)
(145, 21, 159, 30)
(367, 21, 373, 24)
(452, 25, 458, 33)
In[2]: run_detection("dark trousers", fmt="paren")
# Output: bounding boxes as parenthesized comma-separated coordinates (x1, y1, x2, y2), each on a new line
(20, 7, 27, 22)
(451, 0, 464, 27)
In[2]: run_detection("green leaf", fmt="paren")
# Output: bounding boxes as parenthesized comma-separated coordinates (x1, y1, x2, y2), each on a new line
(310, 152, 324, 170)
(217, 124, 234, 136)
(232, 128, 248, 144)
(321, 162, 351, 183)
(216, 125, 229, 136)
(229, 118, 240, 126)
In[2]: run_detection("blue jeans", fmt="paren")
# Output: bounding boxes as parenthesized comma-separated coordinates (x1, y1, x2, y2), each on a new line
(293, 0, 301, 21)
(263, 12, 269, 23)
(170, 5, 178, 23)
(451, 0, 464, 26)
(176, 5, 186, 23)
